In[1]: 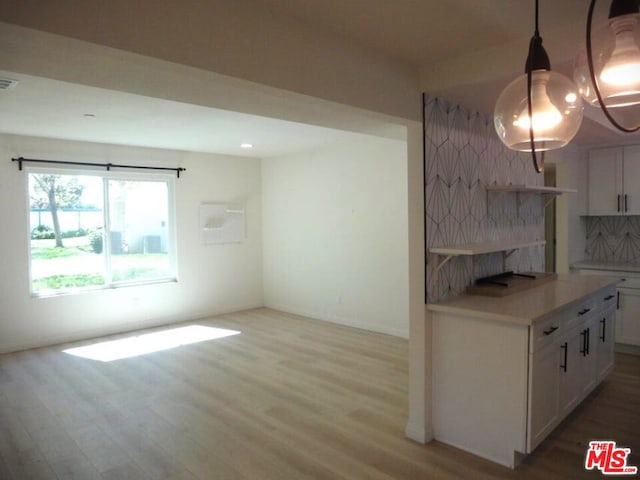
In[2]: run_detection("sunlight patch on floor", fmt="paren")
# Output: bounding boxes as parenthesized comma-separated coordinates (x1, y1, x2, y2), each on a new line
(63, 325, 241, 361)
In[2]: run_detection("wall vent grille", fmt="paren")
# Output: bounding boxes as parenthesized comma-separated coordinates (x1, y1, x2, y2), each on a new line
(0, 78, 18, 90)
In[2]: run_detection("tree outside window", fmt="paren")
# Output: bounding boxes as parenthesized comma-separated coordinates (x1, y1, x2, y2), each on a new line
(30, 174, 84, 248)
(28, 170, 176, 295)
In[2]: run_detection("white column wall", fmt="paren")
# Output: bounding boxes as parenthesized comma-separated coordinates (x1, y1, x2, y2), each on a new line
(262, 135, 410, 338)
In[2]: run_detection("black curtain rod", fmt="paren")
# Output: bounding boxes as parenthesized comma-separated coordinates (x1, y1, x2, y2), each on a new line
(11, 157, 186, 178)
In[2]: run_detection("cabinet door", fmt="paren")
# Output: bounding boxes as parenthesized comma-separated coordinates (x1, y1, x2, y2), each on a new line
(623, 146, 640, 215)
(579, 316, 598, 396)
(559, 326, 584, 417)
(588, 147, 623, 215)
(617, 288, 640, 346)
(528, 342, 561, 452)
(596, 306, 616, 381)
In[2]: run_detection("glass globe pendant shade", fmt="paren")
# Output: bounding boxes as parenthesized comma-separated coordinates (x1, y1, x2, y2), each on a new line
(574, 12, 640, 107)
(494, 70, 584, 152)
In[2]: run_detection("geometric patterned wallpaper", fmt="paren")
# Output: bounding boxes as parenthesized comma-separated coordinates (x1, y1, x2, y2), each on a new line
(425, 95, 545, 303)
(585, 216, 640, 263)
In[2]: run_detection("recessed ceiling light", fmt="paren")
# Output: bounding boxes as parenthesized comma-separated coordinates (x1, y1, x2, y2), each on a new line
(240, 143, 253, 149)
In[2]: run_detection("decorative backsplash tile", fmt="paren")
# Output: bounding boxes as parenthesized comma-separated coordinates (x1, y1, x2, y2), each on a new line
(585, 216, 640, 263)
(425, 95, 545, 303)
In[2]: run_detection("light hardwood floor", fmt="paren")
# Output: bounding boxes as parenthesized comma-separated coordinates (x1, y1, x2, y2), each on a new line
(0, 308, 638, 479)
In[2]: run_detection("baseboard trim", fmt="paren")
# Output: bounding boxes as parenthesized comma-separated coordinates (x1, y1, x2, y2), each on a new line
(0, 302, 264, 354)
(264, 303, 409, 339)
(405, 422, 433, 444)
(615, 343, 640, 356)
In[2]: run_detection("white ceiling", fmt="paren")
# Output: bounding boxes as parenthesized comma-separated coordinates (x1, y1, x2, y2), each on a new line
(257, 0, 592, 67)
(259, 0, 639, 146)
(0, 71, 372, 158)
(1, 1, 639, 151)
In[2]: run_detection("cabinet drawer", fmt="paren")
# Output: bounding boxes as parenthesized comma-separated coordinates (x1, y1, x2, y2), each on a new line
(597, 286, 617, 312)
(619, 277, 640, 288)
(564, 296, 599, 331)
(530, 315, 563, 353)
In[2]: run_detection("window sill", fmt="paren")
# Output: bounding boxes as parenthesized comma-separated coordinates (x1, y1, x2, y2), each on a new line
(31, 277, 178, 298)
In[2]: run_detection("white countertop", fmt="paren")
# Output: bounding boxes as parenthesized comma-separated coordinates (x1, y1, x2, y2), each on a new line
(427, 274, 617, 326)
(571, 260, 640, 273)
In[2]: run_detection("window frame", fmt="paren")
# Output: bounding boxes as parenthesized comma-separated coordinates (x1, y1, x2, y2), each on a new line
(26, 166, 178, 297)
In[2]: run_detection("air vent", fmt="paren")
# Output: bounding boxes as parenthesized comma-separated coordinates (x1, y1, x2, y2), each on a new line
(0, 78, 18, 90)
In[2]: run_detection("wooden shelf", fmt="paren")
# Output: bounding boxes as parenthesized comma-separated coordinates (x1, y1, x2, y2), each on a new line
(486, 185, 576, 211)
(429, 239, 546, 256)
(486, 185, 577, 195)
(427, 240, 546, 292)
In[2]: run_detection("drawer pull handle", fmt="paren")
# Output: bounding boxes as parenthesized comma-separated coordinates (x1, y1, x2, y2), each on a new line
(560, 342, 568, 372)
(604, 295, 615, 301)
(600, 318, 606, 342)
(618, 194, 621, 212)
(578, 308, 591, 316)
(543, 326, 559, 336)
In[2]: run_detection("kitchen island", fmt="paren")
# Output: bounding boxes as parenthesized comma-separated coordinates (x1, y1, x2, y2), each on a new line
(428, 274, 617, 468)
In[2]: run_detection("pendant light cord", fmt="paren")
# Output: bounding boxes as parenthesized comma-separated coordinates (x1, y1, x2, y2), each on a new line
(586, 0, 640, 133)
(528, 0, 544, 173)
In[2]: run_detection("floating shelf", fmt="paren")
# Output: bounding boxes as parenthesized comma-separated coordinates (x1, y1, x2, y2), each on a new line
(486, 185, 577, 194)
(486, 184, 577, 211)
(427, 239, 546, 292)
(429, 239, 546, 256)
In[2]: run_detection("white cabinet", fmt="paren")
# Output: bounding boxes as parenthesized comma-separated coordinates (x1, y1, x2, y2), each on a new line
(618, 287, 640, 346)
(530, 299, 613, 453)
(587, 146, 640, 215)
(558, 312, 599, 417)
(528, 341, 561, 451)
(588, 147, 622, 215)
(622, 146, 640, 215)
(431, 282, 617, 468)
(596, 305, 616, 380)
(573, 267, 640, 346)
(578, 315, 599, 396)
(559, 324, 584, 417)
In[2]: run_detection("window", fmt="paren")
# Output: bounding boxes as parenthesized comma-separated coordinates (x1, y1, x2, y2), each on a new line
(28, 168, 176, 295)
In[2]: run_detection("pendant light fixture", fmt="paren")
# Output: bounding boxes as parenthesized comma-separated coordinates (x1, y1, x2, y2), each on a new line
(574, 0, 640, 132)
(494, 0, 584, 173)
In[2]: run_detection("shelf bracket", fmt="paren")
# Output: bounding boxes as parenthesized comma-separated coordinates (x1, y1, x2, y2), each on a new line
(471, 256, 477, 285)
(427, 253, 453, 293)
(502, 249, 517, 271)
(543, 195, 556, 209)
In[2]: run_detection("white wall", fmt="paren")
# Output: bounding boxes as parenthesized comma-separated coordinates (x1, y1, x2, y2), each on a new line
(262, 136, 409, 337)
(0, 1, 427, 438)
(405, 121, 430, 442)
(547, 145, 587, 273)
(0, 133, 263, 352)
